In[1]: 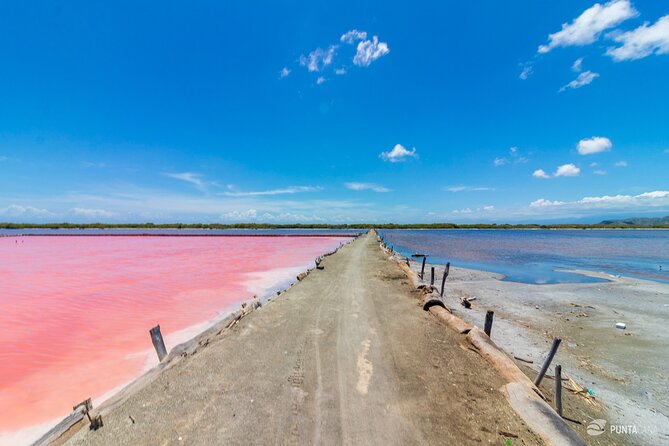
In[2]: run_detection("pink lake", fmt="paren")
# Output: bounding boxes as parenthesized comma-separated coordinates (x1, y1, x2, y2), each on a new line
(0, 235, 349, 444)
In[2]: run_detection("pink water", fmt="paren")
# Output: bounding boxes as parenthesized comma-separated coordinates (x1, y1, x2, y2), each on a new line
(0, 235, 347, 443)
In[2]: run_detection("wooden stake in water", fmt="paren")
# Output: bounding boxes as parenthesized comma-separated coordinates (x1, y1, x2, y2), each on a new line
(555, 364, 563, 417)
(420, 256, 426, 280)
(150, 325, 168, 361)
(430, 267, 435, 286)
(534, 338, 561, 387)
(440, 262, 451, 297)
(484, 311, 494, 337)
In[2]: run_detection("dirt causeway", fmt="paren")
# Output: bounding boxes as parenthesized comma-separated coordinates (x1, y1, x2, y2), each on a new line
(65, 231, 543, 445)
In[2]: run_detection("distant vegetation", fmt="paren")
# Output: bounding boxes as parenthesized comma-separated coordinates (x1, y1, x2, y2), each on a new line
(2, 221, 669, 230)
(599, 215, 669, 227)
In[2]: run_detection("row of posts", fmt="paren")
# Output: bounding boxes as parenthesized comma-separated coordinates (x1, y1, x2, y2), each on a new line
(397, 239, 566, 420)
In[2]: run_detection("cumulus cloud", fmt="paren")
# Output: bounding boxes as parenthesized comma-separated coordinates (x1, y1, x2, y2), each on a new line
(560, 70, 600, 91)
(299, 46, 337, 72)
(353, 36, 390, 67)
(220, 209, 258, 221)
(452, 208, 473, 214)
(530, 198, 567, 207)
(494, 157, 508, 167)
(615, 160, 628, 167)
(594, 169, 608, 175)
(555, 163, 581, 177)
(70, 208, 117, 219)
(344, 182, 391, 193)
(335, 68, 347, 75)
(445, 185, 495, 192)
(279, 67, 291, 78)
(340, 30, 368, 44)
(531, 190, 669, 210)
(379, 144, 417, 162)
(607, 15, 669, 61)
(577, 136, 612, 154)
(219, 209, 326, 223)
(538, 0, 638, 54)
(572, 57, 584, 72)
(533, 169, 551, 179)
(222, 186, 320, 197)
(0, 204, 54, 217)
(316, 76, 326, 85)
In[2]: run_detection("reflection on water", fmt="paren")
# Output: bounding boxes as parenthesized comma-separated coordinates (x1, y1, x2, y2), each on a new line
(378, 229, 669, 284)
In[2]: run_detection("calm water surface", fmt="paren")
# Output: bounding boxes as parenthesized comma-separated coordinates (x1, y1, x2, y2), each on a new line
(0, 235, 349, 443)
(378, 229, 669, 284)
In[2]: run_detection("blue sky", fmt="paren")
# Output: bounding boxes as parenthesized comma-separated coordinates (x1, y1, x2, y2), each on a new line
(0, 0, 668, 223)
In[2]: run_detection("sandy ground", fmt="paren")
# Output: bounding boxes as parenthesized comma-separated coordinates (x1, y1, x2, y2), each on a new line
(412, 261, 669, 446)
(64, 232, 542, 446)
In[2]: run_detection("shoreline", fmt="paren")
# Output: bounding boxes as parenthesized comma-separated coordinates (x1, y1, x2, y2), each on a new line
(58, 231, 548, 446)
(18, 239, 354, 446)
(407, 258, 669, 445)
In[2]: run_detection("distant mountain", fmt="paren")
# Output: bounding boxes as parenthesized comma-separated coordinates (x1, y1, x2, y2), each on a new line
(599, 216, 669, 226)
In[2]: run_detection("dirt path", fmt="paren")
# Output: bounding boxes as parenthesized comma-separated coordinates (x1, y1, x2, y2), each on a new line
(65, 232, 543, 445)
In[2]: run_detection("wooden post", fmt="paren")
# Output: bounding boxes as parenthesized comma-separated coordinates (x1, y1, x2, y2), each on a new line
(484, 311, 494, 337)
(440, 262, 451, 297)
(150, 325, 168, 361)
(555, 364, 563, 417)
(420, 256, 426, 280)
(430, 267, 435, 286)
(534, 338, 561, 387)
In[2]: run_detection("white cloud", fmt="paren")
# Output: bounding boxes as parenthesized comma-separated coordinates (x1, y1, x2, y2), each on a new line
(0, 204, 54, 217)
(577, 136, 612, 155)
(316, 76, 326, 85)
(335, 68, 347, 75)
(353, 36, 390, 67)
(494, 157, 508, 167)
(494, 147, 528, 166)
(530, 190, 669, 211)
(483, 205, 495, 211)
(615, 160, 628, 167)
(530, 198, 566, 207)
(299, 45, 337, 72)
(607, 15, 669, 61)
(340, 30, 368, 44)
(279, 67, 291, 78)
(452, 208, 473, 214)
(344, 182, 391, 193)
(519, 64, 534, 80)
(594, 169, 608, 175)
(572, 57, 584, 72)
(379, 144, 417, 163)
(70, 208, 117, 219)
(533, 169, 551, 179)
(560, 70, 600, 91)
(555, 163, 581, 177)
(220, 209, 258, 221)
(538, 0, 638, 53)
(445, 185, 495, 192)
(164, 172, 206, 191)
(222, 186, 320, 197)
(589, 162, 599, 167)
